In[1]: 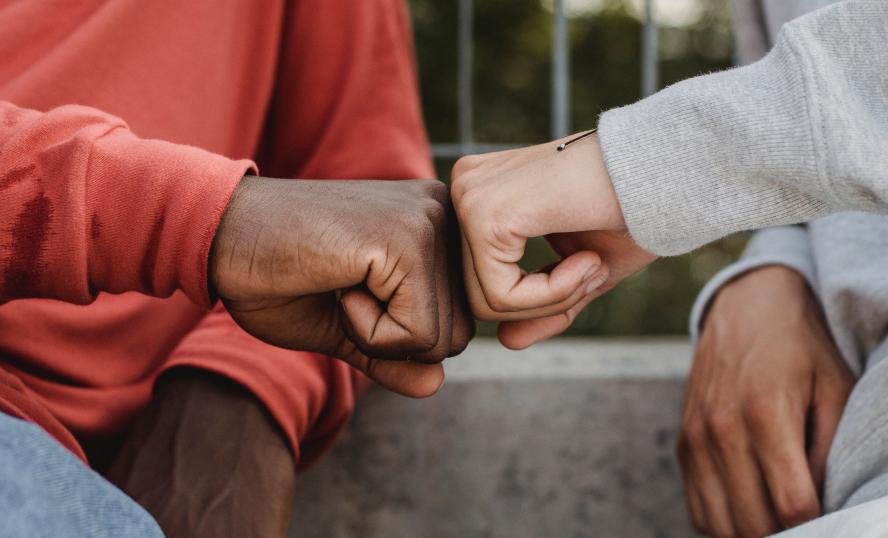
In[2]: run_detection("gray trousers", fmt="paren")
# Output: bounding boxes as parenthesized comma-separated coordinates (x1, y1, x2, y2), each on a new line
(0, 412, 162, 538)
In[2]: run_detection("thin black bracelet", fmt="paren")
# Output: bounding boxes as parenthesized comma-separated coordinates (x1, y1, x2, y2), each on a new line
(556, 128, 598, 152)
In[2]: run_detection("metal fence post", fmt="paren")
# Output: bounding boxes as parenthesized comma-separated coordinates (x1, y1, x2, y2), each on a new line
(642, 0, 659, 97)
(552, 0, 570, 139)
(458, 0, 474, 155)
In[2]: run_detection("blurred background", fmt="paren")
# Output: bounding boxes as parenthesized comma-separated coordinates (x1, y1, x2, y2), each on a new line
(411, 0, 747, 336)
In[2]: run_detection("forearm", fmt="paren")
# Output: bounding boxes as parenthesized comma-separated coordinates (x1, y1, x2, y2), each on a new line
(599, 0, 888, 256)
(0, 100, 252, 306)
(105, 369, 296, 538)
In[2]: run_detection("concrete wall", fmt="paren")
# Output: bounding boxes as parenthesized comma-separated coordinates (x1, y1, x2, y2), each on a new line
(290, 338, 698, 538)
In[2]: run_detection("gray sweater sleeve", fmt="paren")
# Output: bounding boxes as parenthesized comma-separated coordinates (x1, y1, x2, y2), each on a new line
(598, 0, 888, 256)
(688, 225, 817, 342)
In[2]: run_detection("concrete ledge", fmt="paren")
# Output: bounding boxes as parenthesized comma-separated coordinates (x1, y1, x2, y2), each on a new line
(290, 338, 698, 538)
(443, 338, 692, 381)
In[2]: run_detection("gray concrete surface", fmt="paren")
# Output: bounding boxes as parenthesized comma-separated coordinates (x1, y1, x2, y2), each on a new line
(289, 338, 697, 538)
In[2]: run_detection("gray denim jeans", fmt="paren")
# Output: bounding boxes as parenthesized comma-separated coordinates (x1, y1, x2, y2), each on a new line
(0, 411, 162, 537)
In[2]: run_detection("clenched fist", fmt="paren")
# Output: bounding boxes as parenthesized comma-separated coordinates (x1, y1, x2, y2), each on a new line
(450, 132, 654, 347)
(209, 176, 474, 398)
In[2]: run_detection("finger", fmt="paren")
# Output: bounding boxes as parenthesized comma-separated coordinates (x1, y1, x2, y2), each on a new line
(341, 259, 440, 358)
(808, 372, 852, 493)
(449, 271, 476, 355)
(686, 478, 708, 534)
(336, 339, 445, 398)
(708, 419, 781, 536)
(462, 234, 605, 321)
(747, 397, 821, 529)
(468, 232, 603, 314)
(690, 446, 735, 538)
(447, 207, 476, 356)
(677, 434, 708, 534)
(476, 245, 601, 317)
(410, 215, 452, 364)
(680, 464, 709, 533)
(223, 294, 445, 398)
(497, 265, 610, 349)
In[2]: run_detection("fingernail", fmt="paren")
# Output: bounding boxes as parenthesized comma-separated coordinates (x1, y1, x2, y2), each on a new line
(583, 264, 601, 283)
(585, 271, 606, 295)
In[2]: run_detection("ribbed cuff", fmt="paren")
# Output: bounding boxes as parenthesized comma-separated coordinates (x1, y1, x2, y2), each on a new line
(598, 32, 831, 256)
(689, 225, 817, 342)
(87, 128, 255, 308)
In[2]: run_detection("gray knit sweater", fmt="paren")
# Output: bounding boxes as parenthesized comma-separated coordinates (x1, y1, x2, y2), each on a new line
(598, 0, 888, 257)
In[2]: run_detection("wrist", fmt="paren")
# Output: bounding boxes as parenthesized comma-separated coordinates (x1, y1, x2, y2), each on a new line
(586, 134, 627, 232)
(719, 264, 809, 298)
(209, 175, 277, 301)
(559, 133, 626, 233)
(706, 264, 812, 332)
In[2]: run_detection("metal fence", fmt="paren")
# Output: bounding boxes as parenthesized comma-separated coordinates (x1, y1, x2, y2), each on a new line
(431, 0, 659, 159)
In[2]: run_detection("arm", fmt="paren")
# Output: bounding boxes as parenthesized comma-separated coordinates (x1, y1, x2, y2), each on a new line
(105, 369, 296, 538)
(112, 5, 462, 534)
(3, 102, 469, 399)
(689, 225, 818, 342)
(600, 0, 888, 255)
(0, 100, 251, 306)
(451, 0, 888, 343)
(195, 0, 472, 402)
(678, 264, 853, 536)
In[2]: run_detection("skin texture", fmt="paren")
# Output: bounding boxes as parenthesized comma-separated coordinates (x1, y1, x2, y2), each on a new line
(211, 176, 475, 398)
(105, 369, 296, 538)
(451, 133, 654, 347)
(677, 265, 854, 538)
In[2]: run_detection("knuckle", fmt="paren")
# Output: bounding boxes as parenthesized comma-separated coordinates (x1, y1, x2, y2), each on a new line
(774, 494, 818, 527)
(453, 184, 483, 223)
(485, 294, 513, 314)
(451, 325, 475, 356)
(451, 336, 471, 356)
(421, 198, 447, 227)
(415, 345, 448, 364)
(705, 409, 741, 440)
(451, 155, 480, 184)
(422, 179, 450, 204)
(403, 212, 438, 245)
(742, 393, 778, 425)
(411, 327, 441, 352)
(678, 422, 707, 457)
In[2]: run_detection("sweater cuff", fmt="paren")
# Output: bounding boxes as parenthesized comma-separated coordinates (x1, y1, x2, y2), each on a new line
(598, 32, 831, 256)
(689, 226, 817, 343)
(87, 128, 255, 308)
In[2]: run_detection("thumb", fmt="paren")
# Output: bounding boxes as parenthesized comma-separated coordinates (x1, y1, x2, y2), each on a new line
(338, 288, 445, 398)
(497, 264, 610, 349)
(337, 350, 446, 399)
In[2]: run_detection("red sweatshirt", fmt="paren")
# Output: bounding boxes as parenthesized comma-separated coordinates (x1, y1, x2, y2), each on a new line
(0, 0, 433, 465)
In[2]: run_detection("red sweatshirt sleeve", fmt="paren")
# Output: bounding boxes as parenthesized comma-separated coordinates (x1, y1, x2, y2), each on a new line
(163, 0, 435, 467)
(0, 101, 253, 307)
